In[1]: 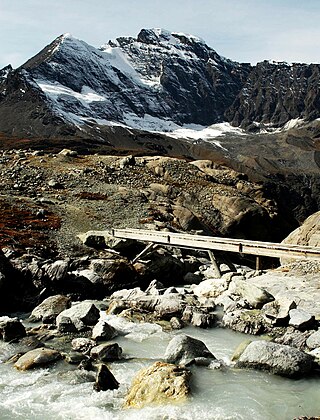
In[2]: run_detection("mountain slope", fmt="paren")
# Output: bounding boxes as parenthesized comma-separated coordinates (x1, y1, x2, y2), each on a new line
(226, 61, 320, 130)
(0, 28, 319, 179)
(20, 29, 250, 129)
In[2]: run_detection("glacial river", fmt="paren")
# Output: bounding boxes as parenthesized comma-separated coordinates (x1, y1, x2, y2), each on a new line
(0, 313, 320, 420)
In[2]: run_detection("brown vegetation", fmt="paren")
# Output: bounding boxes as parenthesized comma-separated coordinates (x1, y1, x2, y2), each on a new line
(0, 197, 60, 253)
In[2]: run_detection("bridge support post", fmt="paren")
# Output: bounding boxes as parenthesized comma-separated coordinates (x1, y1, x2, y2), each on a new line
(256, 256, 261, 272)
(132, 243, 155, 264)
(207, 250, 221, 278)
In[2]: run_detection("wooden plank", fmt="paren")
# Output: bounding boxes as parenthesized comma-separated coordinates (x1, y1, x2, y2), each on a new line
(109, 228, 320, 261)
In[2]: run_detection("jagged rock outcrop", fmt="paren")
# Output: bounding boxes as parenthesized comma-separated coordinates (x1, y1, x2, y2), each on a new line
(281, 210, 320, 264)
(226, 61, 320, 130)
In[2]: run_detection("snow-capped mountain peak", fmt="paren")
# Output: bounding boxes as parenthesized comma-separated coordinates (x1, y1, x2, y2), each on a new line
(17, 28, 249, 132)
(0, 28, 319, 145)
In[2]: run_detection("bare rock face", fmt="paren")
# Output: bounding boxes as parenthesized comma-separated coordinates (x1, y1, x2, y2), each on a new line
(281, 211, 320, 264)
(236, 340, 314, 377)
(226, 61, 320, 130)
(124, 361, 191, 409)
(212, 194, 274, 241)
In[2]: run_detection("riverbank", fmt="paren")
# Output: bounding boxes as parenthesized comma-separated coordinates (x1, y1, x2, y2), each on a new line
(0, 149, 320, 419)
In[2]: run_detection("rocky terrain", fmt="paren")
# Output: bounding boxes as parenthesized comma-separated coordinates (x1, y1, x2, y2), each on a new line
(0, 28, 319, 233)
(0, 147, 286, 310)
(0, 145, 319, 416)
(0, 27, 319, 419)
(0, 148, 287, 256)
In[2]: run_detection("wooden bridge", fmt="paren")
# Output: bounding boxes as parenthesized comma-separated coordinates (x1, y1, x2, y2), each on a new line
(109, 228, 320, 273)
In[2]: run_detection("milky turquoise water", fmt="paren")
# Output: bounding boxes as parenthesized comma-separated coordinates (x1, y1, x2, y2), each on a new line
(0, 314, 320, 420)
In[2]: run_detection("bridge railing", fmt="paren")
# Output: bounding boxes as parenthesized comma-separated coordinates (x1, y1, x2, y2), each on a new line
(109, 228, 320, 261)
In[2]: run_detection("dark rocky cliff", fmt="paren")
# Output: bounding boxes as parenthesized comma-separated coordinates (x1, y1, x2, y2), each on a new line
(226, 61, 320, 130)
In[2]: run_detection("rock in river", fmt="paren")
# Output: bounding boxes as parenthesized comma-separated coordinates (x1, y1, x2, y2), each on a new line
(94, 364, 119, 392)
(236, 340, 314, 377)
(0, 316, 26, 342)
(56, 302, 100, 332)
(92, 320, 118, 341)
(14, 347, 61, 371)
(124, 361, 191, 409)
(90, 343, 122, 362)
(164, 334, 216, 366)
(29, 294, 71, 323)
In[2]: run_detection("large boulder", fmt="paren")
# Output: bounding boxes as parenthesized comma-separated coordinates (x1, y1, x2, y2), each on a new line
(229, 278, 274, 309)
(90, 343, 122, 362)
(135, 249, 186, 287)
(29, 295, 71, 323)
(274, 328, 313, 351)
(94, 364, 119, 392)
(14, 347, 61, 370)
(77, 230, 136, 253)
(0, 249, 27, 311)
(56, 302, 100, 333)
(164, 334, 216, 366)
(222, 309, 266, 335)
(193, 278, 230, 298)
(212, 194, 274, 240)
(81, 258, 137, 294)
(306, 330, 320, 350)
(281, 211, 320, 264)
(124, 362, 191, 409)
(155, 295, 188, 319)
(172, 204, 204, 231)
(262, 298, 296, 326)
(91, 320, 118, 341)
(43, 260, 69, 282)
(0, 316, 26, 342)
(289, 308, 315, 331)
(236, 340, 314, 377)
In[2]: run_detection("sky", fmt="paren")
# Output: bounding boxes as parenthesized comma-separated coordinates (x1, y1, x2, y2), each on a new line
(0, 0, 319, 69)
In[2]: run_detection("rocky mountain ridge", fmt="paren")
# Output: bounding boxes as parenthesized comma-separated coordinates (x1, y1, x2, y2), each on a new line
(1, 28, 320, 140)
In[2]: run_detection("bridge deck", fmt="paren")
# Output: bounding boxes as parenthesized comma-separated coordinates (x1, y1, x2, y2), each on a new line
(109, 228, 320, 261)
